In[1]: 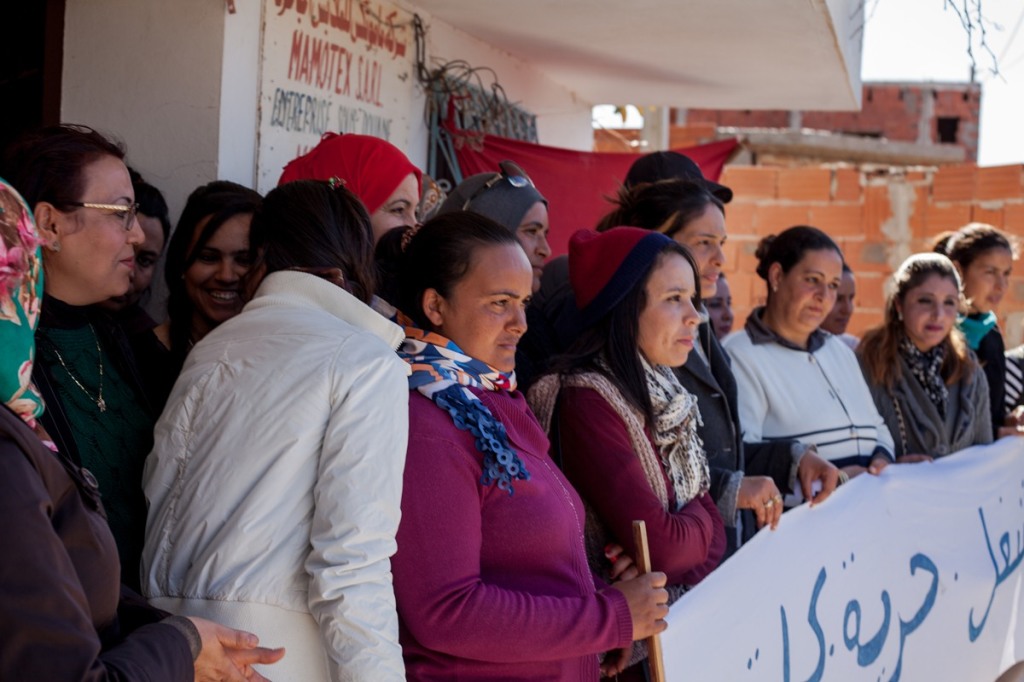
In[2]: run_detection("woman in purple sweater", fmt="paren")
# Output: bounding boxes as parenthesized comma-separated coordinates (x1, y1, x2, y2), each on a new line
(390, 212, 670, 681)
(529, 227, 727, 679)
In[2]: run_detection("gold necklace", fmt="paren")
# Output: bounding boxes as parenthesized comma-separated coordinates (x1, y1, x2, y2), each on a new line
(50, 324, 106, 413)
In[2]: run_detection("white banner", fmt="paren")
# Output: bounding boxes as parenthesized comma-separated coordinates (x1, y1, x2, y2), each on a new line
(664, 437, 1024, 681)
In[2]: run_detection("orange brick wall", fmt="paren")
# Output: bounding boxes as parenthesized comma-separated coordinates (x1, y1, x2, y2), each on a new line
(682, 82, 981, 161)
(719, 163, 1024, 340)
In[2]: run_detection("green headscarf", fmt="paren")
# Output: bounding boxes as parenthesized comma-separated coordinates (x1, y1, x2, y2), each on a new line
(0, 178, 51, 447)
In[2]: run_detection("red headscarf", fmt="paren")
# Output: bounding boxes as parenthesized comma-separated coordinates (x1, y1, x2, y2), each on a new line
(278, 133, 421, 214)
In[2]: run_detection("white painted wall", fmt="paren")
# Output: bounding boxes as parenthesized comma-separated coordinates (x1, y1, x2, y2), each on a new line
(61, 1, 591, 210)
(417, 11, 594, 158)
(62, 0, 227, 222)
(219, 3, 262, 189)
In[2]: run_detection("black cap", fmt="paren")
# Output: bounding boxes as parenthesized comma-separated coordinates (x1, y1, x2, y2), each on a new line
(624, 151, 733, 203)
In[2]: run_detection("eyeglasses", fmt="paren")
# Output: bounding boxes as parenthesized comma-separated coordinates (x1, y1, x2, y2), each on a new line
(461, 160, 534, 211)
(65, 202, 140, 231)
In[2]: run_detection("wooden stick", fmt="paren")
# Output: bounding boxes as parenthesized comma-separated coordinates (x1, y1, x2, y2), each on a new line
(632, 519, 667, 682)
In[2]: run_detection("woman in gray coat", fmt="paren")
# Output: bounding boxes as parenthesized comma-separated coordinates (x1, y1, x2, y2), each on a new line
(858, 253, 992, 460)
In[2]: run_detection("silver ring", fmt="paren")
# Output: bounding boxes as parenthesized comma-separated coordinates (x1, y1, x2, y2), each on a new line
(764, 498, 775, 508)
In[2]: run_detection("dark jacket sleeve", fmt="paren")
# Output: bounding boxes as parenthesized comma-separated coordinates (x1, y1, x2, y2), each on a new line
(743, 439, 796, 494)
(0, 432, 193, 681)
(557, 387, 724, 585)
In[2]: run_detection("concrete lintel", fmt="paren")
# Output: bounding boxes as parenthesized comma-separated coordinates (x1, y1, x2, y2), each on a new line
(726, 128, 966, 165)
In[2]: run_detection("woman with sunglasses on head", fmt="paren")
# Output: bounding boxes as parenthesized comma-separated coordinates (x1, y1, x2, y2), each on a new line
(390, 214, 669, 680)
(433, 160, 551, 385)
(723, 226, 892, 496)
(858, 253, 992, 461)
(934, 223, 1023, 437)
(438, 160, 551, 295)
(2, 125, 164, 588)
(157, 180, 261, 379)
(0, 177, 284, 682)
(143, 180, 409, 682)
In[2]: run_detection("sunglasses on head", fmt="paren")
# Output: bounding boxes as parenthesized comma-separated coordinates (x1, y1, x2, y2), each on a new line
(461, 160, 534, 211)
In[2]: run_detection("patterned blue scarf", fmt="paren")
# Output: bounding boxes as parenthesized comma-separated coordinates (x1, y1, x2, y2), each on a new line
(399, 327, 530, 495)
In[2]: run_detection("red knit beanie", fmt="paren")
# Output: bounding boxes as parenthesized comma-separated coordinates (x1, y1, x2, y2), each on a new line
(569, 227, 674, 327)
(278, 133, 421, 214)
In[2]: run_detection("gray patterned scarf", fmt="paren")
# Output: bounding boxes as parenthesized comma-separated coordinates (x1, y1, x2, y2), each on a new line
(899, 335, 948, 419)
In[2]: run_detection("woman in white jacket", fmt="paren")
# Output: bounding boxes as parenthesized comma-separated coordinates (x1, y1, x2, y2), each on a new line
(142, 179, 409, 682)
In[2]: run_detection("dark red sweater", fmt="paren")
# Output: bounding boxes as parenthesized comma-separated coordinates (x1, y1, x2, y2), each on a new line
(393, 389, 632, 681)
(557, 387, 726, 586)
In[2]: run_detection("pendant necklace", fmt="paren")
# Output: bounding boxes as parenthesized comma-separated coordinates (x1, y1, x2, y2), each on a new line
(50, 324, 106, 413)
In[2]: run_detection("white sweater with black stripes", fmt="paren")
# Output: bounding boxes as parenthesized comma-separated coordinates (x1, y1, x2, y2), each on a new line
(723, 329, 894, 469)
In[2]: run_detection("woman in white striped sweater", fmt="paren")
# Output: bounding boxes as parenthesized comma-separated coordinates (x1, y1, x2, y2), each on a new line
(723, 226, 892, 505)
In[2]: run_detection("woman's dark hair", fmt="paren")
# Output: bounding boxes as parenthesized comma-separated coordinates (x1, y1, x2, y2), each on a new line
(1, 124, 125, 207)
(553, 242, 701, 426)
(595, 179, 724, 236)
(755, 225, 843, 288)
(248, 179, 376, 302)
(937, 223, 1018, 269)
(164, 180, 261, 364)
(396, 211, 520, 329)
(859, 253, 972, 388)
(128, 167, 171, 239)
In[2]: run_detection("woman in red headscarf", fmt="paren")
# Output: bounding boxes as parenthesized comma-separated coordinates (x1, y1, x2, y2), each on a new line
(279, 133, 422, 244)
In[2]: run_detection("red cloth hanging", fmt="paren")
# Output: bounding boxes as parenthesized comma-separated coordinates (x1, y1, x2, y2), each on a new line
(454, 134, 738, 256)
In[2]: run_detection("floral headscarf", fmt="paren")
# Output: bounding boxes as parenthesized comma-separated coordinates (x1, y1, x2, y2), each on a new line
(0, 178, 51, 448)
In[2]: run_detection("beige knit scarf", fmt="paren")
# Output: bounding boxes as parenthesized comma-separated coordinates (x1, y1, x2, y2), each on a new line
(529, 361, 709, 511)
(529, 361, 710, 667)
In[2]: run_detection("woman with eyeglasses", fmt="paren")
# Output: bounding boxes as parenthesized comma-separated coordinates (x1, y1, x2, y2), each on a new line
(2, 124, 163, 587)
(0, 176, 284, 682)
(156, 181, 262, 380)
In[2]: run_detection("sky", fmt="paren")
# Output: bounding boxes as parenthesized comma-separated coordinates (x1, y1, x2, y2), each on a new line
(861, 0, 1024, 166)
(594, 1, 1024, 166)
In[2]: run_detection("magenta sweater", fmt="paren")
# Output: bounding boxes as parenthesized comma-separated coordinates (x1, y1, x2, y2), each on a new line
(393, 389, 633, 681)
(557, 387, 726, 587)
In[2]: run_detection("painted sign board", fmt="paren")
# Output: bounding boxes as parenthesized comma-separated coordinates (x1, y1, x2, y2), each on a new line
(256, 0, 417, 192)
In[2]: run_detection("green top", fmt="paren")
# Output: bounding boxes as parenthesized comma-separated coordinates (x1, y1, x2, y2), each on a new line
(36, 325, 153, 586)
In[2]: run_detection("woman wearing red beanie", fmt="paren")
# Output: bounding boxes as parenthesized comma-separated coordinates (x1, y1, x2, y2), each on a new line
(529, 227, 727, 680)
(279, 132, 421, 243)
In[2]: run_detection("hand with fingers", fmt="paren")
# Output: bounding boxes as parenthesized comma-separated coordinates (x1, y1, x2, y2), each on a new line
(604, 543, 640, 582)
(611, 571, 670, 641)
(796, 451, 840, 506)
(736, 475, 783, 530)
(189, 617, 285, 682)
